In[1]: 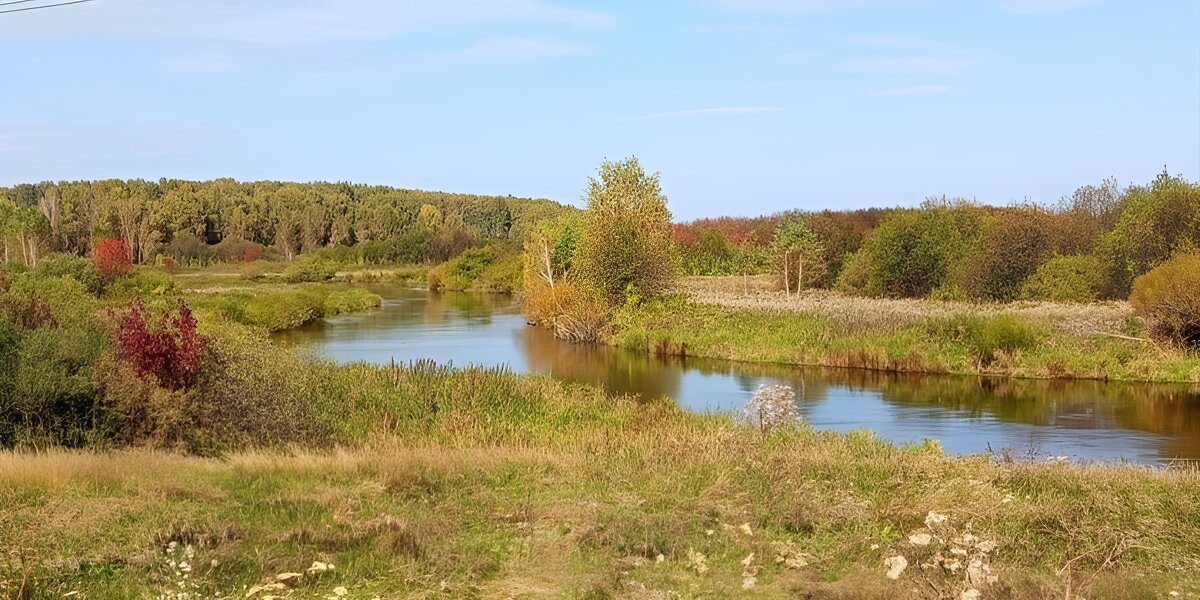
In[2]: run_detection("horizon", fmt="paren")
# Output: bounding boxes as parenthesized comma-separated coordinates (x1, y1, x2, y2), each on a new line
(1, 0, 1198, 219)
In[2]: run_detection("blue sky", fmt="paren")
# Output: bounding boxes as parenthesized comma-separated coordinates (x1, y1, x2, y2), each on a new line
(1, 0, 1197, 219)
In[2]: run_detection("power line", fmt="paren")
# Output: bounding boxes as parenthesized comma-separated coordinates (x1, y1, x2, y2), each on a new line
(0, 0, 94, 15)
(0, 0, 53, 7)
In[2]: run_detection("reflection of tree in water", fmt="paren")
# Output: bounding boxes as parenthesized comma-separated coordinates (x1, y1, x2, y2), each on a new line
(858, 371, 1200, 460)
(421, 290, 517, 326)
(520, 325, 684, 400)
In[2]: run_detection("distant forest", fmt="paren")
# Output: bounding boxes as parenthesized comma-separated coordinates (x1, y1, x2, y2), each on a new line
(0, 179, 571, 266)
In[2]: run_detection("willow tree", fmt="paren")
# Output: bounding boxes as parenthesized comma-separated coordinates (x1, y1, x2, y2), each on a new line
(574, 157, 674, 303)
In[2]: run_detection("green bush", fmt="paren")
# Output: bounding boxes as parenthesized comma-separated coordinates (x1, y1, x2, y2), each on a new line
(104, 267, 179, 299)
(283, 257, 338, 283)
(0, 324, 108, 448)
(7, 272, 101, 330)
(861, 204, 981, 298)
(928, 313, 1044, 365)
(32, 254, 104, 296)
(1018, 255, 1103, 302)
(1094, 173, 1200, 298)
(833, 249, 873, 295)
(1129, 249, 1200, 348)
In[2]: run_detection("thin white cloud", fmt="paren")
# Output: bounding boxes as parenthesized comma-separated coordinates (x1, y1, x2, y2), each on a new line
(848, 35, 933, 49)
(999, 0, 1099, 12)
(0, 0, 614, 44)
(710, 0, 871, 10)
(438, 37, 593, 63)
(637, 106, 783, 119)
(848, 57, 975, 74)
(870, 84, 950, 96)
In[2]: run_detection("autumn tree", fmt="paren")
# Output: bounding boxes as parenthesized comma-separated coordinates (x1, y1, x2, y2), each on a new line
(573, 157, 674, 303)
(93, 237, 133, 280)
(771, 218, 826, 296)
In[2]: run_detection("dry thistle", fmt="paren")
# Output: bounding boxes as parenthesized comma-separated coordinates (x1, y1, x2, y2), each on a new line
(745, 384, 800, 433)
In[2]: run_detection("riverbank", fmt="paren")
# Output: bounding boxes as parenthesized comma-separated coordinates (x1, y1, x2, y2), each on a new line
(3, 361, 1199, 599)
(608, 277, 1200, 383)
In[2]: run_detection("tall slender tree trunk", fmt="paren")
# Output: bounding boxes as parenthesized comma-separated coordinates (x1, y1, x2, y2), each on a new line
(784, 249, 791, 298)
(797, 255, 803, 294)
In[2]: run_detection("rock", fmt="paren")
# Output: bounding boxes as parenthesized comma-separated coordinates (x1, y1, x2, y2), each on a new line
(884, 555, 908, 580)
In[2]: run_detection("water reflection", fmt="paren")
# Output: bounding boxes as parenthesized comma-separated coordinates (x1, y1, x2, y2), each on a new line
(275, 286, 1200, 464)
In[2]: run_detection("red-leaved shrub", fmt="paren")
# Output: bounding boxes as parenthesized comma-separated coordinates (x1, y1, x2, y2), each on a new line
(94, 237, 133, 280)
(114, 300, 205, 390)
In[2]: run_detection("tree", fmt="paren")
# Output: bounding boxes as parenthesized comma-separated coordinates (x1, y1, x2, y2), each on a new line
(1130, 249, 1200, 348)
(573, 157, 674, 303)
(771, 219, 826, 296)
(93, 237, 133, 280)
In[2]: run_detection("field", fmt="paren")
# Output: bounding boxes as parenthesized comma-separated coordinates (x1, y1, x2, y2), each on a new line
(3, 362, 1200, 599)
(607, 276, 1200, 383)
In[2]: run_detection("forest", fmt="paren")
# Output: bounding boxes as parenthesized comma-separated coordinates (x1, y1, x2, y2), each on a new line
(0, 179, 569, 268)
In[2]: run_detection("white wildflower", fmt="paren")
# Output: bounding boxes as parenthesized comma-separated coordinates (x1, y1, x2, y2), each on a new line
(908, 532, 932, 546)
(870, 543, 880, 550)
(332, 587, 348, 597)
(655, 554, 665, 564)
(745, 384, 800, 432)
(705, 529, 714, 536)
(739, 523, 753, 536)
(884, 555, 908, 580)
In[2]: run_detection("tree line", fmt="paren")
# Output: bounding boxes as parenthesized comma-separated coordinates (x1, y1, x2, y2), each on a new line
(0, 179, 572, 267)
(673, 171, 1200, 303)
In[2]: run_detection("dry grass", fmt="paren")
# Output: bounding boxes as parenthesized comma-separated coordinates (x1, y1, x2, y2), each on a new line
(3, 405, 1200, 598)
(675, 275, 1134, 337)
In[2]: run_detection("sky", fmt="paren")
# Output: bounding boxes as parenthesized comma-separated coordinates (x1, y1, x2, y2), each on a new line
(0, 0, 1197, 220)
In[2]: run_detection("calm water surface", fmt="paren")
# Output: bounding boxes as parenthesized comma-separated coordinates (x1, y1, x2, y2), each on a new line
(275, 286, 1200, 465)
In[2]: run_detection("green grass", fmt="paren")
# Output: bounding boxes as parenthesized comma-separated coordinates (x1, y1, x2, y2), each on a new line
(2, 361, 1199, 598)
(610, 295, 1200, 382)
(186, 285, 382, 332)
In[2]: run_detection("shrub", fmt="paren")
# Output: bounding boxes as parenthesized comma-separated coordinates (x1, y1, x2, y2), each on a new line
(960, 207, 1055, 301)
(428, 246, 493, 291)
(2, 325, 108, 448)
(1094, 172, 1200, 298)
(6, 272, 99, 330)
(33, 254, 104, 295)
(677, 227, 736, 276)
(833, 249, 873, 295)
(212, 237, 264, 263)
(283, 257, 338, 283)
(861, 203, 981, 298)
(113, 300, 205, 390)
(104, 267, 179, 298)
(573, 157, 675, 303)
(805, 208, 887, 285)
(93, 237, 133, 280)
(929, 313, 1044, 365)
(164, 235, 214, 266)
(1018, 255, 1102, 302)
(1129, 249, 1200, 348)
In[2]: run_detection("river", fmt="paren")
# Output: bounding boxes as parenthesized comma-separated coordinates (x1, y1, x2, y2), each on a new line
(274, 286, 1200, 465)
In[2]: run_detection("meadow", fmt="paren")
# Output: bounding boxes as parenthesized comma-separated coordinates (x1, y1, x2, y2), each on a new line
(607, 276, 1200, 383)
(4, 361, 1200, 599)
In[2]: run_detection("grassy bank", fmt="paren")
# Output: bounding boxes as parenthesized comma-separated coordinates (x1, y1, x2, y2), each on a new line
(186, 285, 382, 332)
(609, 280, 1200, 383)
(2, 361, 1199, 599)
